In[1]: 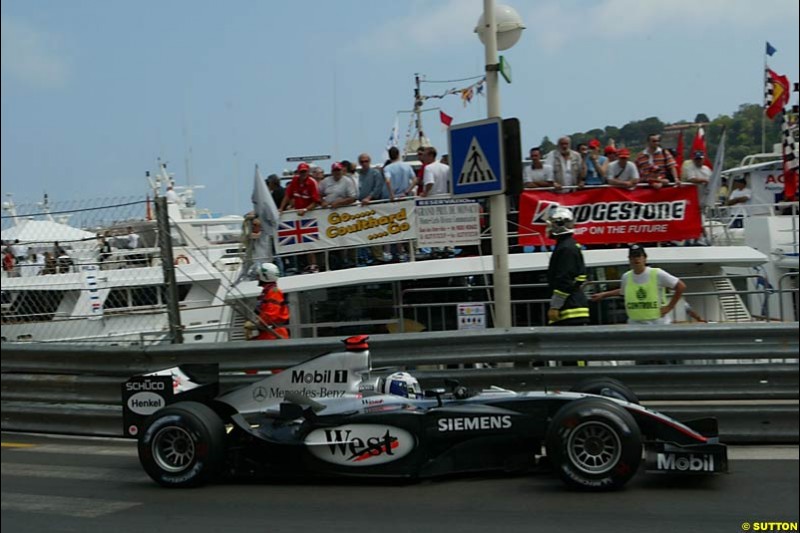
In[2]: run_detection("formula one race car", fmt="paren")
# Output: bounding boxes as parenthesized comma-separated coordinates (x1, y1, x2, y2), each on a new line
(121, 335, 727, 490)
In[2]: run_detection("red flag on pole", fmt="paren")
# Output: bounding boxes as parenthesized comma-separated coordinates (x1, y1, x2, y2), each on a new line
(440, 110, 453, 127)
(690, 127, 713, 169)
(675, 131, 684, 172)
(146, 194, 152, 221)
(765, 69, 790, 119)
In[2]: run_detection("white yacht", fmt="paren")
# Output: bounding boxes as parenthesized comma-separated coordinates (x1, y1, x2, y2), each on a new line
(1, 163, 261, 345)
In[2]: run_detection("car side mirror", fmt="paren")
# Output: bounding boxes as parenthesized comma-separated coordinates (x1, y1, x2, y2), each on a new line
(424, 388, 446, 407)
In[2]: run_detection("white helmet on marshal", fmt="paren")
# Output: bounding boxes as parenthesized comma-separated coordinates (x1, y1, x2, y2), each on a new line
(257, 262, 280, 283)
(546, 206, 575, 238)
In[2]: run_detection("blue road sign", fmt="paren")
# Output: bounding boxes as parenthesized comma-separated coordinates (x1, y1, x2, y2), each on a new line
(448, 117, 505, 198)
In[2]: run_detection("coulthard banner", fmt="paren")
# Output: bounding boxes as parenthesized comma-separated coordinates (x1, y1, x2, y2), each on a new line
(518, 186, 702, 246)
(275, 199, 415, 253)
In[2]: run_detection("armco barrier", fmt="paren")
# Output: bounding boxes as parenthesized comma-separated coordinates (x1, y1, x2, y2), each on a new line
(1, 323, 798, 443)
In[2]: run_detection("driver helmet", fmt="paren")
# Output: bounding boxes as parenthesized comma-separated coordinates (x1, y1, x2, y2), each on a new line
(381, 372, 422, 399)
(257, 262, 280, 283)
(546, 206, 575, 238)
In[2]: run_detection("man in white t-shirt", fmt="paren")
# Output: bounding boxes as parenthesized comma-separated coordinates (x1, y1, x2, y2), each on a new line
(591, 244, 686, 325)
(726, 176, 751, 228)
(606, 149, 640, 190)
(523, 146, 554, 188)
(420, 146, 450, 197)
(165, 185, 183, 205)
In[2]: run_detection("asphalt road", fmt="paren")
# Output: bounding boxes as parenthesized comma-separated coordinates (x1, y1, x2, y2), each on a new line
(2, 433, 798, 533)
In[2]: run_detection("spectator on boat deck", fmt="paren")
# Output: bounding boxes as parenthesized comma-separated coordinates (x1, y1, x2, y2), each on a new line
(97, 234, 112, 267)
(681, 150, 712, 195)
(320, 162, 358, 268)
(266, 174, 285, 209)
(717, 177, 729, 205)
(605, 145, 618, 164)
(3, 246, 15, 276)
(320, 162, 358, 209)
(635, 133, 677, 189)
(53, 241, 67, 257)
(124, 227, 140, 249)
(440, 154, 449, 166)
(165, 185, 183, 205)
(583, 139, 608, 186)
(383, 147, 417, 201)
(42, 251, 58, 275)
(591, 244, 686, 326)
(420, 146, 450, 197)
(54, 241, 72, 273)
(280, 163, 321, 215)
(310, 166, 325, 184)
(357, 154, 386, 205)
(606, 149, 640, 190)
(544, 136, 585, 193)
(339, 160, 359, 197)
(280, 162, 321, 273)
(12, 239, 29, 263)
(26, 252, 44, 277)
(523, 146, 554, 189)
(726, 176, 751, 228)
(382, 147, 416, 262)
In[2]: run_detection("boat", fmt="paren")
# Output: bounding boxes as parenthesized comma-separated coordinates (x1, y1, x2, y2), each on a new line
(1, 162, 262, 345)
(2, 143, 797, 346)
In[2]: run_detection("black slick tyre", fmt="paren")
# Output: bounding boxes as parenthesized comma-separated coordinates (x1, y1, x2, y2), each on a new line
(546, 398, 642, 491)
(138, 401, 226, 488)
(570, 377, 640, 404)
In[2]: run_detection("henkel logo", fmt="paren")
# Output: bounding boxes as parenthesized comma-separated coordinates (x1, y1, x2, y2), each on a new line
(291, 369, 348, 384)
(127, 392, 165, 415)
(656, 453, 715, 472)
(125, 380, 166, 392)
(305, 424, 414, 466)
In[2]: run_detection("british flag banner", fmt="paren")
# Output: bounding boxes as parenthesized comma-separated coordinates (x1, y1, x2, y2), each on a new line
(274, 199, 416, 254)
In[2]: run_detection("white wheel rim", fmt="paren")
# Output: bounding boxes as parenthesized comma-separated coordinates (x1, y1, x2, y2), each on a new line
(566, 420, 622, 475)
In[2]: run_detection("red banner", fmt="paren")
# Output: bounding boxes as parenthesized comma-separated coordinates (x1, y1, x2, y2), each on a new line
(518, 186, 702, 246)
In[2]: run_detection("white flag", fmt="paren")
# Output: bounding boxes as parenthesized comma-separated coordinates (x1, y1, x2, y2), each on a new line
(251, 164, 280, 263)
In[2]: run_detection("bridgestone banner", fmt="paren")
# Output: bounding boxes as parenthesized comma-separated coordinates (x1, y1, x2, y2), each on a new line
(518, 186, 702, 246)
(275, 199, 415, 253)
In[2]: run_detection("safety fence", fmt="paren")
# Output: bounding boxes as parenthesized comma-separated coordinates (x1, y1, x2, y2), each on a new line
(2, 323, 797, 443)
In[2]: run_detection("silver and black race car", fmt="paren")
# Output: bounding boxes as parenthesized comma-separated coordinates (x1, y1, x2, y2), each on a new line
(122, 335, 727, 490)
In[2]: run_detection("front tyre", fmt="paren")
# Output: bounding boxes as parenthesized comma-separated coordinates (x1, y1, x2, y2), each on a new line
(570, 377, 640, 404)
(546, 398, 641, 491)
(138, 401, 225, 488)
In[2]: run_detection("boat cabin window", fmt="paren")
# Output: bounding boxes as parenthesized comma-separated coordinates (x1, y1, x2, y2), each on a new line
(104, 283, 191, 311)
(1, 290, 65, 323)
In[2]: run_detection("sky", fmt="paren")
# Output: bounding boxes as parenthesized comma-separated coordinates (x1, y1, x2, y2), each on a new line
(2, 0, 798, 217)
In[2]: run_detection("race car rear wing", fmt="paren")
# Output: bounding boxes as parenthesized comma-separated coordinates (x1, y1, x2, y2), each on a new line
(121, 363, 219, 438)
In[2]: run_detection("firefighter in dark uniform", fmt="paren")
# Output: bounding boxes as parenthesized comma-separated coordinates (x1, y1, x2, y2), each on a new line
(546, 207, 590, 326)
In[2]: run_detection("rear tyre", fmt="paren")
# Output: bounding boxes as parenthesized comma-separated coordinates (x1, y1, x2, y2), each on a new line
(138, 401, 226, 488)
(570, 377, 640, 404)
(546, 398, 642, 491)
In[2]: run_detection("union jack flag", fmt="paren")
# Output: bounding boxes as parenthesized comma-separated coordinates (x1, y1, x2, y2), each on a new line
(278, 218, 319, 246)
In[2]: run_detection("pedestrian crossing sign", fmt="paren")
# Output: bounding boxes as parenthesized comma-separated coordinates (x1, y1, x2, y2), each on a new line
(448, 117, 505, 198)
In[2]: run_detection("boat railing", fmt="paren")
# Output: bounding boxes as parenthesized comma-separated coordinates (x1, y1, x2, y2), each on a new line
(392, 273, 790, 348)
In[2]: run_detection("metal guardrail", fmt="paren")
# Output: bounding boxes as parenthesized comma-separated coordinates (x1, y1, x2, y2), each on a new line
(1, 323, 798, 442)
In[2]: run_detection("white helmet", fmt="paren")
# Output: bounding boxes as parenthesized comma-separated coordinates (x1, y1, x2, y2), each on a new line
(257, 262, 280, 283)
(546, 206, 575, 237)
(381, 372, 423, 399)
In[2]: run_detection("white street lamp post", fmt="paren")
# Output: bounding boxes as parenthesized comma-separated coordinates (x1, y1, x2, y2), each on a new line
(475, 1, 524, 329)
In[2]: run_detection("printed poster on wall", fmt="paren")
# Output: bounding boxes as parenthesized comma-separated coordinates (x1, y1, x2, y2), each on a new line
(416, 198, 481, 248)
